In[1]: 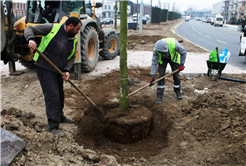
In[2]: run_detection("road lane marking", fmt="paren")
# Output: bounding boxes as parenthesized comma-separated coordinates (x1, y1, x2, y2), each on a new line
(172, 20, 209, 52)
(212, 29, 240, 36)
(181, 20, 239, 49)
(217, 40, 227, 44)
(198, 32, 202, 34)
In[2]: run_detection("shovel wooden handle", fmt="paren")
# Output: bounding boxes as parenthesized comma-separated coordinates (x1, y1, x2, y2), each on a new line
(35, 49, 104, 122)
(128, 69, 179, 97)
(35, 49, 96, 105)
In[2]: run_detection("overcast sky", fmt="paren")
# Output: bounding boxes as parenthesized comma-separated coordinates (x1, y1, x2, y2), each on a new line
(13, 0, 222, 12)
(134, 0, 222, 12)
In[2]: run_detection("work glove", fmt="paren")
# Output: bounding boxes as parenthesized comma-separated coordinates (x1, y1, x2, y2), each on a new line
(178, 66, 185, 71)
(149, 78, 155, 86)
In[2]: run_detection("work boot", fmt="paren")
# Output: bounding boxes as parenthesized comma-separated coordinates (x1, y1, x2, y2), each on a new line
(60, 117, 73, 123)
(175, 91, 183, 99)
(48, 128, 64, 136)
(156, 96, 162, 104)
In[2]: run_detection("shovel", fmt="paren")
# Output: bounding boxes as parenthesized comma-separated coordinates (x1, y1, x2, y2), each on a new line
(35, 49, 104, 122)
(129, 69, 179, 97)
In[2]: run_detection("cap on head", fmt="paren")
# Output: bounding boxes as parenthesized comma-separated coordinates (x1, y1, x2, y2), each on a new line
(154, 40, 168, 52)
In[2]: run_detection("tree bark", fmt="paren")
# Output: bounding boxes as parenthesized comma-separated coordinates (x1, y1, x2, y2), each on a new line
(150, 0, 152, 24)
(114, 0, 117, 30)
(136, 0, 139, 29)
(119, 1, 128, 111)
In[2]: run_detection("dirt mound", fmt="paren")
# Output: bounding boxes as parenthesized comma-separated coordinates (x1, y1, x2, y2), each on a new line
(110, 19, 209, 53)
(1, 18, 246, 165)
(74, 101, 170, 164)
(2, 68, 245, 165)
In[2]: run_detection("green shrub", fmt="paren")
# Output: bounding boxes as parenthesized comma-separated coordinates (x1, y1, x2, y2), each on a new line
(161, 9, 168, 22)
(229, 18, 237, 25)
(237, 19, 242, 25)
(151, 6, 161, 23)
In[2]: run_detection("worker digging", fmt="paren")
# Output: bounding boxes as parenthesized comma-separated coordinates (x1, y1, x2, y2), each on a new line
(149, 38, 187, 104)
(1, 1, 246, 166)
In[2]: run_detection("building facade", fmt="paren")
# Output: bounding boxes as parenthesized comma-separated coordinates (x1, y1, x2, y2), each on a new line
(98, 0, 120, 18)
(222, 0, 239, 23)
(237, 0, 246, 19)
(212, 2, 223, 16)
(184, 10, 212, 19)
(100, 0, 151, 18)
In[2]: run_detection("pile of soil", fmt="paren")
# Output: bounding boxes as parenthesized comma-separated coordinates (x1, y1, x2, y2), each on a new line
(1, 19, 246, 165)
(111, 19, 208, 52)
(1, 68, 246, 165)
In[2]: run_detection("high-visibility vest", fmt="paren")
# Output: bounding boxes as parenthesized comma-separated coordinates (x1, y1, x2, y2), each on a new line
(155, 38, 180, 64)
(33, 24, 77, 61)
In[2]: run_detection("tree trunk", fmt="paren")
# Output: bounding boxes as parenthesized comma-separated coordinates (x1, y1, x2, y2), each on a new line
(136, 0, 139, 29)
(114, 0, 117, 30)
(150, 0, 152, 24)
(119, 1, 128, 111)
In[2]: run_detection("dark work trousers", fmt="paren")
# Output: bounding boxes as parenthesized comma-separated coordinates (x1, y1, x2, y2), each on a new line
(42, 8, 56, 23)
(157, 59, 181, 98)
(36, 66, 66, 130)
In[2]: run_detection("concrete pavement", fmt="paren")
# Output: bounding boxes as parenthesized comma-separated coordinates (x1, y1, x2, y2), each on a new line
(88, 51, 245, 76)
(1, 51, 245, 77)
(223, 24, 238, 29)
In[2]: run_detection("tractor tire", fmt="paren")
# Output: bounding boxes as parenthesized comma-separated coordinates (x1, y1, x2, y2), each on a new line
(100, 32, 120, 60)
(80, 26, 99, 72)
(19, 59, 36, 69)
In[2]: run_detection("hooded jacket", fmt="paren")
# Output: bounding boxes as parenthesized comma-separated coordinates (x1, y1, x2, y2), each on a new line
(151, 39, 187, 78)
(24, 23, 77, 73)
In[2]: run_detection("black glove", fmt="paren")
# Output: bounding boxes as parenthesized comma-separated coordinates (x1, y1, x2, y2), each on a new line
(149, 78, 155, 86)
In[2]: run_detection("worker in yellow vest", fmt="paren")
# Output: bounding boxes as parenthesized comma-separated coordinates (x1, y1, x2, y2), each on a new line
(24, 17, 82, 135)
(149, 38, 187, 104)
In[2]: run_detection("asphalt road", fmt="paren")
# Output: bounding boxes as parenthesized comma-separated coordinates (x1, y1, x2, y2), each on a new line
(174, 20, 246, 70)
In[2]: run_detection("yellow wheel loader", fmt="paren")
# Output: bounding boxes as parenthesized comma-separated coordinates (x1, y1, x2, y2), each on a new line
(1, 0, 120, 79)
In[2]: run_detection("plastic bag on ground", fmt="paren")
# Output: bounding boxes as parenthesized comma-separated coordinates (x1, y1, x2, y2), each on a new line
(209, 47, 219, 62)
(219, 48, 230, 63)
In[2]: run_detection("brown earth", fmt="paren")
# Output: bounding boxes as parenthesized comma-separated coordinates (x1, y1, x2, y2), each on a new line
(1, 19, 246, 166)
(124, 19, 207, 52)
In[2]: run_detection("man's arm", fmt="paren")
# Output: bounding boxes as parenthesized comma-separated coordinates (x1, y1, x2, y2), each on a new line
(150, 50, 159, 78)
(24, 23, 53, 42)
(175, 39, 187, 66)
(63, 41, 77, 73)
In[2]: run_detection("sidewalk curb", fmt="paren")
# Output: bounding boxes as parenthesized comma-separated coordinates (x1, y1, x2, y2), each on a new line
(223, 24, 238, 29)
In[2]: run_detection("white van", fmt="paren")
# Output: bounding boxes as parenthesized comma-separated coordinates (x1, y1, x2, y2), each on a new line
(214, 16, 224, 27)
(185, 15, 190, 22)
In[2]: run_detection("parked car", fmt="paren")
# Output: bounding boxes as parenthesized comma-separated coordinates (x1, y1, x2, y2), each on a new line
(206, 19, 211, 23)
(101, 18, 114, 25)
(202, 19, 207, 22)
(132, 14, 140, 21)
(211, 18, 215, 25)
(145, 15, 150, 20)
(214, 15, 224, 27)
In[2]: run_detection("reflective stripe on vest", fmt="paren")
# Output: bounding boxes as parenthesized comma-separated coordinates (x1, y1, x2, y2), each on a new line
(156, 38, 180, 64)
(33, 24, 77, 62)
